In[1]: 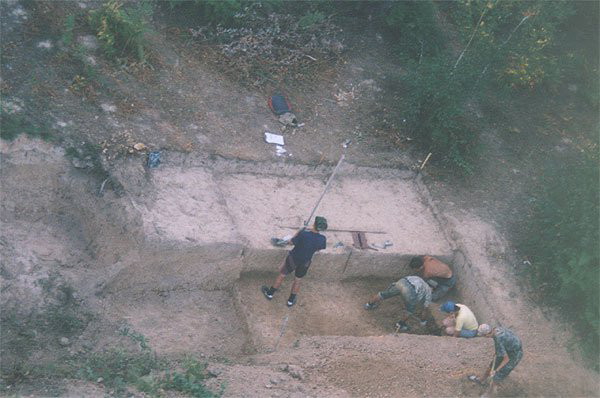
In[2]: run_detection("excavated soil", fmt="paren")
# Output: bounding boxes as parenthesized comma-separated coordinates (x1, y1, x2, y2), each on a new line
(2, 137, 598, 398)
(1, 2, 598, 397)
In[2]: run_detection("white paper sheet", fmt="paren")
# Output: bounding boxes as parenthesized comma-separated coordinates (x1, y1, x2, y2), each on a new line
(264, 132, 285, 145)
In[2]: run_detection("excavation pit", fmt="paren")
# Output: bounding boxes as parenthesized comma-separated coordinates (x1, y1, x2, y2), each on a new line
(100, 269, 457, 359)
(236, 273, 453, 351)
(94, 159, 464, 356)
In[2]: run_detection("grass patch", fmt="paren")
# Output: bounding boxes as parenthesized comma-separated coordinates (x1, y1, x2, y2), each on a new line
(0, 111, 54, 142)
(1, 304, 92, 386)
(77, 348, 163, 394)
(76, 351, 220, 397)
(2, 314, 220, 397)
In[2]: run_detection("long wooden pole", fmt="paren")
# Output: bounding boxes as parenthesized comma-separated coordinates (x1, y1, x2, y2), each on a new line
(278, 226, 387, 234)
(303, 153, 346, 227)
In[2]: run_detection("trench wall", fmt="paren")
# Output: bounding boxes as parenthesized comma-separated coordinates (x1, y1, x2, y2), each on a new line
(414, 174, 504, 326)
(99, 156, 457, 295)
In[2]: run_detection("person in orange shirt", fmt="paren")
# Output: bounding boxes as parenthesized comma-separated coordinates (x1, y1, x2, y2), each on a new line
(409, 255, 456, 301)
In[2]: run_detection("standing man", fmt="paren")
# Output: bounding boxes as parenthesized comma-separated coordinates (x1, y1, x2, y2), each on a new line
(261, 216, 327, 307)
(409, 255, 456, 301)
(364, 275, 432, 331)
(440, 301, 479, 338)
(469, 324, 524, 390)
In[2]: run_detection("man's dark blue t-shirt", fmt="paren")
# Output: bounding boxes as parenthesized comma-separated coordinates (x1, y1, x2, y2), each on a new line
(289, 230, 326, 266)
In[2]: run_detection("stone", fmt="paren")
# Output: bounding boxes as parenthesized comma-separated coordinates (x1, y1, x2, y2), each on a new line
(287, 365, 304, 380)
(278, 364, 289, 372)
(207, 365, 223, 377)
(59, 337, 70, 346)
(71, 157, 94, 169)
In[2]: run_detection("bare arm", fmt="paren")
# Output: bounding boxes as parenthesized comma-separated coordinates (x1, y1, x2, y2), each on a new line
(491, 356, 510, 376)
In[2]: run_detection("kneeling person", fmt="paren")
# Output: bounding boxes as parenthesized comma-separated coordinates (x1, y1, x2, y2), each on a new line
(261, 216, 327, 307)
(440, 301, 478, 338)
(364, 275, 432, 331)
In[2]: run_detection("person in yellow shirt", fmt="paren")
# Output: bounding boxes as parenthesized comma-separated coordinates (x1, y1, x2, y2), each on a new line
(440, 301, 478, 338)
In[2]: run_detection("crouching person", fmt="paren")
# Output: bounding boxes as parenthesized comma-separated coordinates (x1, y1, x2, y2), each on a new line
(364, 275, 432, 332)
(440, 301, 479, 338)
(469, 324, 523, 390)
(409, 255, 456, 301)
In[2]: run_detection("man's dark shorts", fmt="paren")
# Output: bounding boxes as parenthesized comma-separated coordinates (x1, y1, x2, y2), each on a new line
(279, 254, 310, 278)
(432, 273, 457, 288)
(430, 273, 457, 301)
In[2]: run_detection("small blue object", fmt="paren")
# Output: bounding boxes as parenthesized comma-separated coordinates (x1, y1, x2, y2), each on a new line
(148, 151, 161, 168)
(440, 301, 456, 313)
(268, 94, 292, 115)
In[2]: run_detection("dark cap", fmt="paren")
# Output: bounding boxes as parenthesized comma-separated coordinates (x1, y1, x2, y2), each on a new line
(314, 216, 328, 231)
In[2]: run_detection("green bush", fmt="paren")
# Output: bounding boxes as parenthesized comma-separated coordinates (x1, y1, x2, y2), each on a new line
(78, 349, 162, 395)
(445, 0, 575, 91)
(519, 152, 599, 368)
(201, 0, 243, 26)
(398, 56, 480, 174)
(166, 0, 242, 27)
(155, 358, 218, 398)
(88, 0, 154, 63)
(61, 14, 75, 47)
(384, 1, 445, 59)
(298, 11, 325, 29)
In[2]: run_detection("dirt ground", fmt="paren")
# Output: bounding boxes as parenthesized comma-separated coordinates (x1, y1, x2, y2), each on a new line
(1, 2, 598, 397)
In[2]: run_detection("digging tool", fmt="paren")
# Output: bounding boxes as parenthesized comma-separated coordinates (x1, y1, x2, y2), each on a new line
(274, 140, 351, 243)
(468, 353, 497, 397)
(481, 354, 498, 398)
(303, 147, 347, 228)
(273, 314, 290, 352)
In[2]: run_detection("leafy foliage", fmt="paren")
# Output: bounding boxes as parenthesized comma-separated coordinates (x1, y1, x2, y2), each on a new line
(61, 14, 75, 46)
(77, 349, 160, 394)
(201, 0, 244, 26)
(384, 1, 445, 59)
(88, 0, 154, 63)
(519, 152, 599, 368)
(396, 54, 480, 174)
(298, 11, 326, 29)
(75, 327, 218, 397)
(169, 0, 245, 27)
(152, 358, 218, 398)
(445, 0, 575, 90)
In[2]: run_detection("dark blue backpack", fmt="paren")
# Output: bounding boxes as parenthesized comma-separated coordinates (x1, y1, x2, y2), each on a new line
(268, 94, 292, 115)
